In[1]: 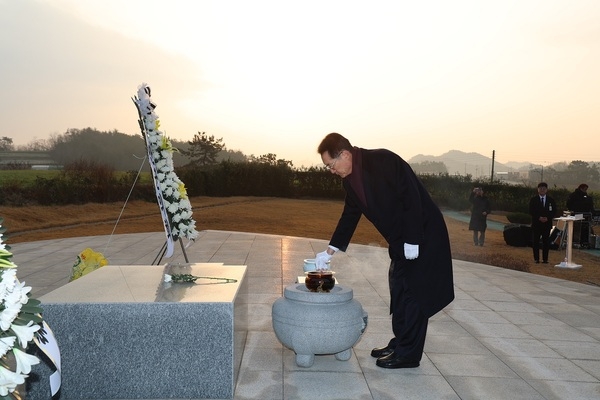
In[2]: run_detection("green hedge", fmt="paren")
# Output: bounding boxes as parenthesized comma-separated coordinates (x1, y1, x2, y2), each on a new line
(0, 161, 577, 215)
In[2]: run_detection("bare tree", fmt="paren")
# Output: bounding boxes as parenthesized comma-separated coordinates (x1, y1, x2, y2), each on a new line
(18, 137, 51, 151)
(0, 137, 14, 151)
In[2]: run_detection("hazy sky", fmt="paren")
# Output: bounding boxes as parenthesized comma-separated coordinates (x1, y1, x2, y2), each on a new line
(2, 0, 599, 168)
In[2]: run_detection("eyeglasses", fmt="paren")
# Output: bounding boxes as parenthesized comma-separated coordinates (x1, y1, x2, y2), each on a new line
(324, 153, 342, 170)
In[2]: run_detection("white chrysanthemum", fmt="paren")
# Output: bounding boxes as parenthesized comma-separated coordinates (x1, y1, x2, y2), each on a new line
(0, 302, 22, 331)
(4, 286, 24, 305)
(168, 203, 179, 213)
(163, 274, 172, 283)
(167, 170, 178, 179)
(180, 200, 192, 210)
(0, 270, 17, 291)
(12, 348, 40, 374)
(156, 159, 168, 170)
(0, 337, 16, 358)
(17, 283, 32, 304)
(11, 322, 40, 348)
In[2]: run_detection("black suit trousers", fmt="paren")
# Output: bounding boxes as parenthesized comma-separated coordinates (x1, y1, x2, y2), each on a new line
(532, 221, 552, 261)
(388, 257, 428, 361)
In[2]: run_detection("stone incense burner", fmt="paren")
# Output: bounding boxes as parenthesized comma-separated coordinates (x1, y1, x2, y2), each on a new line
(272, 283, 368, 367)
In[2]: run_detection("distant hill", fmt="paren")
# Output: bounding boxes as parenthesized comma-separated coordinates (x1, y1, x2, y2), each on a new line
(408, 150, 513, 179)
(503, 161, 534, 170)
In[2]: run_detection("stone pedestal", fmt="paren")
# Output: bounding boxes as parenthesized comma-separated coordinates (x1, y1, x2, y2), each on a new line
(28, 263, 247, 399)
(272, 284, 367, 367)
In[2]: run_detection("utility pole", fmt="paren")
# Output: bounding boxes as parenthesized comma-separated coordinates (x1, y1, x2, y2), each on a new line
(490, 150, 495, 183)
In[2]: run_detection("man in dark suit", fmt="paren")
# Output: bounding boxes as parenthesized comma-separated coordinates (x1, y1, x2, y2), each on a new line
(315, 133, 454, 369)
(566, 183, 594, 213)
(528, 182, 557, 264)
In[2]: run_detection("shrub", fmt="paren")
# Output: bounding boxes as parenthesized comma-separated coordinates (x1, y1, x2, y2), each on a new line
(506, 212, 531, 224)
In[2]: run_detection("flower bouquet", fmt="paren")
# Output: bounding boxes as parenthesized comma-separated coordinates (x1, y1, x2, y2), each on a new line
(69, 248, 108, 282)
(164, 273, 237, 284)
(0, 218, 44, 399)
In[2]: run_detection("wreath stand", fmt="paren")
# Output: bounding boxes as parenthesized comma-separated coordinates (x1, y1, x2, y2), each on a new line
(153, 237, 190, 265)
(103, 155, 192, 266)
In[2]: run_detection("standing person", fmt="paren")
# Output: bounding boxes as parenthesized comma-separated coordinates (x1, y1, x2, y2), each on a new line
(566, 183, 594, 213)
(528, 182, 557, 264)
(566, 183, 594, 246)
(314, 133, 454, 369)
(468, 187, 491, 246)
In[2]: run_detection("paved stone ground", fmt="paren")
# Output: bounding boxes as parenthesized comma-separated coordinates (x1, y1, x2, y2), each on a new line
(12, 230, 600, 399)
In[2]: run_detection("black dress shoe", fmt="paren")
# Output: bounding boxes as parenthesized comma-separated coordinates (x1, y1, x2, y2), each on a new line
(370, 345, 394, 358)
(375, 352, 420, 369)
(534, 260, 540, 264)
(542, 261, 549, 264)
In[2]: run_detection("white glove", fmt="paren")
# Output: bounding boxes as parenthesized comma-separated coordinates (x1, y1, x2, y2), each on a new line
(315, 250, 333, 270)
(404, 243, 419, 260)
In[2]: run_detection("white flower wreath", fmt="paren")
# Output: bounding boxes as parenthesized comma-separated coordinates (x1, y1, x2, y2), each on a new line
(0, 219, 43, 398)
(134, 84, 199, 243)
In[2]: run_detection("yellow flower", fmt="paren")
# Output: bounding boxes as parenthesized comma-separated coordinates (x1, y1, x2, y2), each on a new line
(70, 248, 108, 281)
(160, 135, 179, 153)
(178, 182, 188, 199)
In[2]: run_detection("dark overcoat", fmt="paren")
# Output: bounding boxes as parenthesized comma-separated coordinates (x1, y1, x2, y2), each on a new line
(329, 148, 454, 318)
(468, 193, 491, 231)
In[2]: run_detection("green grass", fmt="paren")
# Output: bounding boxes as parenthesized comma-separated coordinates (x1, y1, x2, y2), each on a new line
(0, 170, 153, 185)
(0, 170, 60, 184)
(117, 171, 153, 184)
